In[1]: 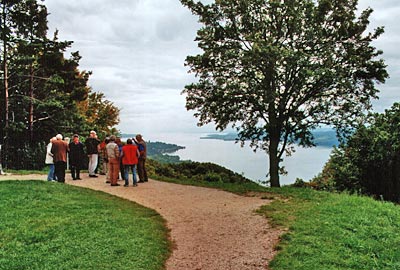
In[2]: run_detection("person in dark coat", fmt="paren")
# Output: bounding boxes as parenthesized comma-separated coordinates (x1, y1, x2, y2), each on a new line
(69, 134, 85, 180)
(134, 134, 148, 183)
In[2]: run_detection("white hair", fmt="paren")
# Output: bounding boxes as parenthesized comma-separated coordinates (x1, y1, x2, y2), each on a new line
(56, 134, 63, 140)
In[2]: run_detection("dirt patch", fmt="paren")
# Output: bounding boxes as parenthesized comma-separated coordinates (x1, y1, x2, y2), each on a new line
(1, 173, 282, 270)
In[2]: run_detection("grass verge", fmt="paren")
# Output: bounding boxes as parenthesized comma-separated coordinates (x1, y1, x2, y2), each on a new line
(0, 180, 170, 270)
(258, 187, 400, 270)
(150, 175, 268, 194)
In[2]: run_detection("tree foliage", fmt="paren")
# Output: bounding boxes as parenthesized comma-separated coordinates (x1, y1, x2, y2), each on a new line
(313, 102, 400, 203)
(0, 0, 120, 169)
(181, 0, 388, 187)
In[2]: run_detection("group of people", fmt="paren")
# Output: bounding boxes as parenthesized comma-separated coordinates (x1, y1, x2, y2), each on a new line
(45, 131, 148, 187)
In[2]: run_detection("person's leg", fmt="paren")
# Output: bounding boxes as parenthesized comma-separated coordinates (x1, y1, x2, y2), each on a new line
(55, 162, 65, 183)
(110, 159, 120, 186)
(89, 154, 98, 176)
(93, 154, 98, 175)
(132, 164, 138, 186)
(137, 158, 144, 182)
(60, 162, 66, 182)
(47, 164, 54, 181)
(71, 165, 76, 180)
(119, 160, 125, 180)
(124, 165, 129, 186)
(88, 154, 94, 175)
(54, 162, 60, 182)
(109, 160, 115, 184)
(101, 159, 107, 175)
(143, 158, 148, 182)
(76, 167, 81, 180)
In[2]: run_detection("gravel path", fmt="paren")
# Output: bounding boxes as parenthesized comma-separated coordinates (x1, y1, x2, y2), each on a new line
(1, 173, 281, 270)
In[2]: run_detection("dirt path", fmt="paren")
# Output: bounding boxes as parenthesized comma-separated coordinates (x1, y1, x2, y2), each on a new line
(1, 173, 281, 270)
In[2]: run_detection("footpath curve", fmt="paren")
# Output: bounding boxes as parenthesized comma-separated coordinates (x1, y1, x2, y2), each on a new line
(2, 174, 281, 270)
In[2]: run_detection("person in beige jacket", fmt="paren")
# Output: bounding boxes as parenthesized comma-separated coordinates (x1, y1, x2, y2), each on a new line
(105, 135, 120, 186)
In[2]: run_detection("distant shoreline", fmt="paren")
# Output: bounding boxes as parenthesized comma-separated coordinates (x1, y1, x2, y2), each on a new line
(200, 129, 339, 147)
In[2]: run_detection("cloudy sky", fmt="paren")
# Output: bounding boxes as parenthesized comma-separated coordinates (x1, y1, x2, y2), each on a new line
(44, 0, 399, 135)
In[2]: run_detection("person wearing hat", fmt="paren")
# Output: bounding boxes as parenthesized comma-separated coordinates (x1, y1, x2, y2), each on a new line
(69, 134, 85, 180)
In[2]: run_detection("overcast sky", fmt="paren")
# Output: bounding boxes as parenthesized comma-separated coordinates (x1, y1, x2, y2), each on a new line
(44, 0, 399, 135)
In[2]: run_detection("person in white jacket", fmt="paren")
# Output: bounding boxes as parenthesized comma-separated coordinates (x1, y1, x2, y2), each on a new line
(45, 137, 56, 181)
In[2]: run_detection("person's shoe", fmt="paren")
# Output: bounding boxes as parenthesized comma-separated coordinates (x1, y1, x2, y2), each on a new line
(105, 180, 111, 183)
(124, 184, 128, 187)
(133, 184, 138, 187)
(100, 172, 106, 175)
(111, 183, 120, 186)
(89, 175, 98, 178)
(72, 178, 77, 180)
(138, 180, 144, 183)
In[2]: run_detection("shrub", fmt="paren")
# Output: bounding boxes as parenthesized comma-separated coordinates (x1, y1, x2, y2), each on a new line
(313, 102, 400, 203)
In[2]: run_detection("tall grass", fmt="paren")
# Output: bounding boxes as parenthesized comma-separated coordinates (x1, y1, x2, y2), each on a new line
(0, 181, 169, 270)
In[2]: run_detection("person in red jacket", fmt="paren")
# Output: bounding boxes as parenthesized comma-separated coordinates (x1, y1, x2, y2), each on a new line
(121, 138, 140, 187)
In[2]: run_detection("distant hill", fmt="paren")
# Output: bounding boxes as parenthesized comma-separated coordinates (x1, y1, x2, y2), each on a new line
(200, 129, 339, 147)
(146, 141, 185, 156)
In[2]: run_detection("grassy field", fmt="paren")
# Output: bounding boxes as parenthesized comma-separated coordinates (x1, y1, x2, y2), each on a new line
(0, 180, 169, 270)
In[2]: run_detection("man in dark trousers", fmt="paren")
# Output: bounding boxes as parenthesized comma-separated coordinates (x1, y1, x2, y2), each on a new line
(135, 134, 148, 183)
(51, 134, 69, 183)
(69, 134, 85, 180)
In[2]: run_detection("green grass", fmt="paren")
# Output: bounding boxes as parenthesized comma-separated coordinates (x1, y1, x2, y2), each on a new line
(153, 176, 400, 269)
(258, 187, 400, 270)
(150, 175, 268, 194)
(0, 181, 170, 270)
(5, 169, 47, 175)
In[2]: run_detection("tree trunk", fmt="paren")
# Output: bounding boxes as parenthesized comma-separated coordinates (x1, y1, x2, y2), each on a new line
(28, 63, 34, 142)
(2, 3, 9, 131)
(269, 133, 281, 187)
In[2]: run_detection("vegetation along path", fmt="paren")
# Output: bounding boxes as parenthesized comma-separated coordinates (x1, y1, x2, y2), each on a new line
(4, 174, 281, 270)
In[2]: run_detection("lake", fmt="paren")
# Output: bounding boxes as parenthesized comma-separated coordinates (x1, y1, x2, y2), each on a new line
(141, 132, 333, 186)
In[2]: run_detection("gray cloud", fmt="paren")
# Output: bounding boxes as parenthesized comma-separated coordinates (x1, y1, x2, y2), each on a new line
(44, 0, 400, 134)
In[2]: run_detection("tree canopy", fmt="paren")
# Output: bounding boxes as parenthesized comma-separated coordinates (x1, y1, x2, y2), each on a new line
(181, 0, 388, 187)
(0, 0, 120, 169)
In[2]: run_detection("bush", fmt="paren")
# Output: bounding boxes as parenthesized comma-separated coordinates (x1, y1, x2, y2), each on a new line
(149, 160, 252, 184)
(313, 102, 400, 203)
(203, 172, 222, 183)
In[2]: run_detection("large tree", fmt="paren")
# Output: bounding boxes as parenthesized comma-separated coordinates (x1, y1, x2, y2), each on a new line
(181, 0, 388, 187)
